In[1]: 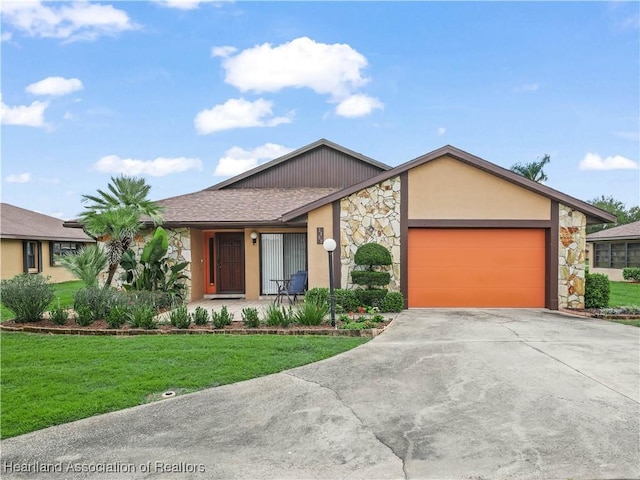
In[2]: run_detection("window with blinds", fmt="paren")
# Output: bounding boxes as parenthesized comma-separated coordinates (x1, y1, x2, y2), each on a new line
(260, 233, 307, 295)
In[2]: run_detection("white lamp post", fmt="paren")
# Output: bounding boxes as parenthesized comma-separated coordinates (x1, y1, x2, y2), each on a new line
(323, 238, 337, 328)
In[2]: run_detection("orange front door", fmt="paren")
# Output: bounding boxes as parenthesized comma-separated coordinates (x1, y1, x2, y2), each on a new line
(408, 229, 546, 308)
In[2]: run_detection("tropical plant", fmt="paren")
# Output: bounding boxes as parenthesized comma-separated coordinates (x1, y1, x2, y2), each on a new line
(55, 245, 108, 287)
(79, 175, 163, 286)
(510, 154, 551, 183)
(293, 298, 328, 326)
(0, 273, 54, 322)
(263, 303, 293, 327)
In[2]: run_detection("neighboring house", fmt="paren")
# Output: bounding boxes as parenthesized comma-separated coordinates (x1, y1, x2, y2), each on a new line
(586, 221, 640, 281)
(65, 138, 615, 309)
(1, 203, 95, 283)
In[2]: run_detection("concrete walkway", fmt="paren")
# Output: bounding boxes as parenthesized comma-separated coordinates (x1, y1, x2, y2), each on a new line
(1, 309, 638, 479)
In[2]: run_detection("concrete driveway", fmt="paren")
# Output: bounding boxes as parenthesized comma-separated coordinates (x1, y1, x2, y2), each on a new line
(2, 309, 639, 480)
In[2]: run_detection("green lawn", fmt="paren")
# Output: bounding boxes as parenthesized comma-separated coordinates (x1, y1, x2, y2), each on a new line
(0, 333, 367, 439)
(609, 281, 640, 307)
(1, 280, 83, 321)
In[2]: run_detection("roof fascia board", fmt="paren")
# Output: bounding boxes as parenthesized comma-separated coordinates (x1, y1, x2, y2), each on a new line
(282, 145, 617, 224)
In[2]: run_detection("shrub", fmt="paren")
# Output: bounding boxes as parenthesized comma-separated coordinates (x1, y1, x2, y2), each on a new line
(294, 299, 329, 326)
(339, 320, 375, 330)
(585, 273, 610, 308)
(128, 290, 175, 312)
(306, 288, 359, 313)
(305, 288, 328, 305)
(354, 243, 392, 266)
(380, 291, 404, 312)
(74, 286, 122, 321)
(191, 306, 209, 326)
(241, 307, 261, 328)
(351, 271, 391, 287)
(128, 304, 157, 329)
(211, 305, 233, 329)
(356, 288, 388, 308)
(48, 302, 69, 325)
(169, 305, 191, 329)
(106, 305, 128, 329)
(623, 267, 640, 282)
(263, 303, 293, 327)
(75, 305, 94, 327)
(0, 273, 55, 322)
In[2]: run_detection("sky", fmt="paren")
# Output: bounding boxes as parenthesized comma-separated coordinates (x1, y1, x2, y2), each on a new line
(1, 0, 639, 220)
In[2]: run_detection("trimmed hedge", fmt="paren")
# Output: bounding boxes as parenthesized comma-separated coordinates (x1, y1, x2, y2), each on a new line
(585, 272, 610, 308)
(356, 288, 388, 308)
(354, 243, 392, 266)
(351, 270, 391, 287)
(623, 267, 640, 282)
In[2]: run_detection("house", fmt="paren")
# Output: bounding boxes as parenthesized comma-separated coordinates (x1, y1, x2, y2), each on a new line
(1, 203, 95, 283)
(65, 139, 616, 309)
(586, 221, 640, 281)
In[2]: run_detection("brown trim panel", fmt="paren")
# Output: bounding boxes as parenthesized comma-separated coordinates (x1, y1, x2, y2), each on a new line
(547, 201, 559, 310)
(400, 172, 409, 308)
(332, 200, 342, 289)
(408, 219, 552, 228)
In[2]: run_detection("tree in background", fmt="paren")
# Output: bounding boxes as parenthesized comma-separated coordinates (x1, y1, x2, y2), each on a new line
(80, 175, 164, 286)
(587, 195, 640, 234)
(510, 154, 551, 183)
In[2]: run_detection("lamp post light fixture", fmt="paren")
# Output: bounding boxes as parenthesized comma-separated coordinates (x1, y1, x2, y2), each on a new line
(323, 238, 337, 328)
(250, 231, 258, 245)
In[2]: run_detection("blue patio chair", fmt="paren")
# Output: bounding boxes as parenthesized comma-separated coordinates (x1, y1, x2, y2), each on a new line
(279, 270, 308, 304)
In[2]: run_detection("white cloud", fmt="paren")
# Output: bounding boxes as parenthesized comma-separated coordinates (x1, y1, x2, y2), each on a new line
(436, 127, 447, 136)
(6, 173, 31, 183)
(211, 45, 237, 58)
(579, 152, 639, 170)
(1, 95, 48, 127)
(214, 143, 294, 176)
(1, 32, 12, 42)
(93, 155, 203, 176)
(153, 0, 220, 10)
(0, 1, 136, 42)
(26, 76, 83, 96)
(221, 36, 369, 99)
(513, 83, 539, 93)
(194, 97, 292, 134)
(335, 94, 383, 118)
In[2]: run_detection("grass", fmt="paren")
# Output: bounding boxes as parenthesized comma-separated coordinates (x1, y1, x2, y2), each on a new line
(0, 280, 83, 321)
(611, 319, 640, 327)
(608, 281, 640, 307)
(0, 332, 368, 439)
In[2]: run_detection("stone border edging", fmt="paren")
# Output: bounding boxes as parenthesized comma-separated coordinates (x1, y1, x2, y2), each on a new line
(0, 322, 391, 338)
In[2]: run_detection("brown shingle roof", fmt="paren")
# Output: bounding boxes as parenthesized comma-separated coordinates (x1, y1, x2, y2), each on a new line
(156, 188, 340, 226)
(586, 220, 640, 241)
(0, 203, 94, 242)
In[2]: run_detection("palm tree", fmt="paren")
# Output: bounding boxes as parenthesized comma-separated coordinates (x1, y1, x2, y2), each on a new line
(510, 154, 551, 183)
(80, 176, 164, 286)
(56, 245, 108, 287)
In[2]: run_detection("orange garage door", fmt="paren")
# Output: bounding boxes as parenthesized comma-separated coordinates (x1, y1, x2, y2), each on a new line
(408, 229, 546, 308)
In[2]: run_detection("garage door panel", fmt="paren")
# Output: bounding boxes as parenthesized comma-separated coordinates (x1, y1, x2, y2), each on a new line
(408, 229, 545, 308)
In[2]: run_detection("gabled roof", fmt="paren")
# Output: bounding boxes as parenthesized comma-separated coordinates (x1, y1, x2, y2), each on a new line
(154, 187, 340, 227)
(587, 220, 640, 241)
(281, 145, 617, 224)
(1, 203, 94, 242)
(208, 138, 390, 190)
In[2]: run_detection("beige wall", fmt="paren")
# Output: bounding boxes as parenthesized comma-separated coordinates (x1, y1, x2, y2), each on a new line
(0, 239, 84, 283)
(408, 156, 551, 220)
(307, 204, 334, 290)
(189, 228, 204, 301)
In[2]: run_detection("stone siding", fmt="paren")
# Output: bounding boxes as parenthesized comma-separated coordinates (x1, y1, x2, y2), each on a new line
(100, 227, 193, 299)
(558, 204, 586, 309)
(339, 177, 401, 290)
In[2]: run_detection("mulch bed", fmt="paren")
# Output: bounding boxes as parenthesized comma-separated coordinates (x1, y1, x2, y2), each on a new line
(561, 308, 640, 320)
(0, 318, 392, 337)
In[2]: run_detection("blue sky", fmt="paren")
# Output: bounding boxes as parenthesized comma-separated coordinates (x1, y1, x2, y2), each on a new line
(2, 0, 639, 220)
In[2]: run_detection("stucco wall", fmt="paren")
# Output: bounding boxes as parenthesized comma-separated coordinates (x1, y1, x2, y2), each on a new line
(558, 204, 587, 309)
(339, 177, 401, 291)
(1, 239, 86, 283)
(407, 156, 551, 220)
(307, 204, 334, 290)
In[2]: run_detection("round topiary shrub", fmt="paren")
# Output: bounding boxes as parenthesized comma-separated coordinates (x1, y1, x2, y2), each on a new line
(354, 243, 392, 267)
